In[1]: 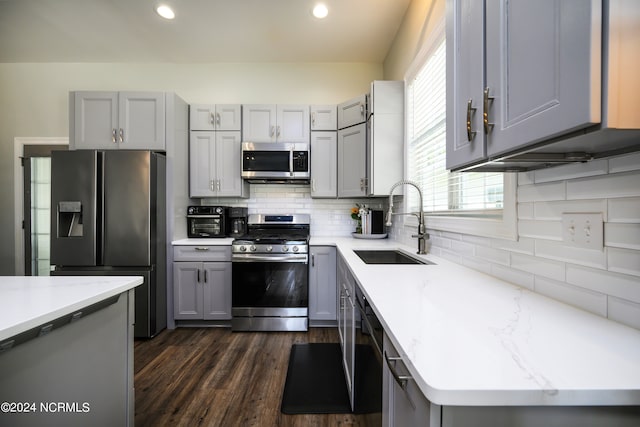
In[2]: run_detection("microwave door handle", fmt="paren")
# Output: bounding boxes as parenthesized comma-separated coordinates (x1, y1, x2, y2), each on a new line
(289, 146, 294, 177)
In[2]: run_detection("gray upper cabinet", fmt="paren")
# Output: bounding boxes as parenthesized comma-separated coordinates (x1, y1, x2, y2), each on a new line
(311, 104, 337, 131)
(337, 81, 403, 197)
(310, 131, 338, 198)
(338, 123, 367, 197)
(242, 104, 310, 143)
(447, 0, 640, 171)
(70, 91, 165, 151)
(189, 131, 248, 198)
(338, 94, 367, 129)
(189, 104, 242, 131)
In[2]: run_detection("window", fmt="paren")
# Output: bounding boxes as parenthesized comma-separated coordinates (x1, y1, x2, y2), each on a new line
(404, 20, 517, 240)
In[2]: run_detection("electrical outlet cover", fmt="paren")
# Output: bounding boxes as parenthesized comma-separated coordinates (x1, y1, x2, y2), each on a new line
(561, 213, 604, 250)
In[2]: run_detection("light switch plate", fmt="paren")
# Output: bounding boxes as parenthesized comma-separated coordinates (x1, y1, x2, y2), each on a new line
(561, 213, 604, 250)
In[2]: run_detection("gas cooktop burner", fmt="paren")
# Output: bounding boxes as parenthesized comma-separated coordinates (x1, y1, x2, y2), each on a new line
(232, 213, 310, 255)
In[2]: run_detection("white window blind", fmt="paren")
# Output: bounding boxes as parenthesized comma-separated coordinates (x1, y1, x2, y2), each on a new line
(406, 38, 503, 215)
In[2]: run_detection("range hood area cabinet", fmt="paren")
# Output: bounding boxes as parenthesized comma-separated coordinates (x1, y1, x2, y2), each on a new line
(242, 104, 310, 143)
(446, 0, 640, 172)
(188, 104, 248, 198)
(337, 81, 404, 197)
(70, 91, 166, 151)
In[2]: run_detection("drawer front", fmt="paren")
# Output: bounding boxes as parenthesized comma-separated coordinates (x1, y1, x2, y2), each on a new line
(174, 245, 231, 262)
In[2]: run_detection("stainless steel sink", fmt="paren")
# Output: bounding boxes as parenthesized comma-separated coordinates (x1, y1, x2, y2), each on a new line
(353, 250, 433, 265)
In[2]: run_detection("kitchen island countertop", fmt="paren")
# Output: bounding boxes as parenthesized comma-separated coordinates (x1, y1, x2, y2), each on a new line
(310, 237, 640, 407)
(0, 276, 143, 342)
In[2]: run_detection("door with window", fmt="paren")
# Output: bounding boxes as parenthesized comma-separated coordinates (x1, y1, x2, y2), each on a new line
(22, 145, 68, 276)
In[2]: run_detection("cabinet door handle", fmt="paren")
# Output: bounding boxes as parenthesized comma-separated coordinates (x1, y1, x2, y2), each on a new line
(210, 180, 215, 192)
(483, 87, 494, 134)
(194, 247, 210, 251)
(112, 129, 117, 143)
(210, 112, 216, 126)
(360, 103, 365, 116)
(277, 125, 281, 137)
(216, 112, 221, 126)
(466, 99, 477, 142)
(311, 253, 315, 267)
(216, 180, 221, 191)
(197, 269, 201, 283)
(203, 269, 207, 283)
(311, 112, 316, 126)
(311, 179, 316, 193)
(384, 351, 413, 390)
(119, 128, 124, 143)
(270, 125, 275, 137)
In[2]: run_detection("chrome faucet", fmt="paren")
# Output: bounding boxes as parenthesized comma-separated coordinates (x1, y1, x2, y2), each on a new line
(386, 180, 429, 254)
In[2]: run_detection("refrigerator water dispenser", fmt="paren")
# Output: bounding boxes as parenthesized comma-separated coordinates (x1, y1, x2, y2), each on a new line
(57, 201, 83, 237)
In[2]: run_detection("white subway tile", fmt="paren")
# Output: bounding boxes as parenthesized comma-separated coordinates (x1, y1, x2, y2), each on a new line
(534, 276, 607, 317)
(438, 248, 464, 264)
(605, 223, 640, 250)
(518, 171, 535, 185)
(518, 202, 534, 219)
(518, 181, 566, 203)
(441, 231, 463, 241)
(451, 240, 475, 256)
(608, 247, 640, 277)
(567, 172, 640, 200)
(518, 219, 563, 240)
(475, 246, 510, 266)
(461, 234, 491, 247)
(462, 257, 492, 275)
(490, 236, 535, 255)
(535, 240, 607, 270)
(430, 235, 452, 249)
(533, 159, 608, 183)
(608, 197, 640, 223)
(566, 264, 640, 303)
(609, 152, 640, 173)
(511, 253, 565, 281)
(490, 264, 535, 290)
(533, 199, 607, 221)
(607, 297, 640, 330)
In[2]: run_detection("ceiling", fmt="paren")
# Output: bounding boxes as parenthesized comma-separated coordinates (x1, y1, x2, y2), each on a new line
(0, 0, 413, 63)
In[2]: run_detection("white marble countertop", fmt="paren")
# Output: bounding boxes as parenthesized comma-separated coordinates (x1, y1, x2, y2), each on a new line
(311, 237, 640, 406)
(0, 276, 143, 342)
(172, 238, 235, 246)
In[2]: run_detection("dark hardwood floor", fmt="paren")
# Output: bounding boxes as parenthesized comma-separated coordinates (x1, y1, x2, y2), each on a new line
(134, 327, 380, 426)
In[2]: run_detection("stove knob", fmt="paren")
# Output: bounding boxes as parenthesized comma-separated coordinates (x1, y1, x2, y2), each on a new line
(250, 245, 257, 252)
(292, 246, 299, 253)
(266, 246, 273, 252)
(239, 246, 247, 252)
(282, 246, 289, 252)
(215, 207, 223, 214)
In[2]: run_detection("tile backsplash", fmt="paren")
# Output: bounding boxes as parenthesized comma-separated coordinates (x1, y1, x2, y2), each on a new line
(390, 152, 640, 331)
(202, 184, 386, 237)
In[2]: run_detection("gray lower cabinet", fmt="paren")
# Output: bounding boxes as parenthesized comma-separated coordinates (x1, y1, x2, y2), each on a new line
(383, 332, 436, 427)
(337, 252, 356, 410)
(308, 246, 337, 323)
(173, 246, 232, 321)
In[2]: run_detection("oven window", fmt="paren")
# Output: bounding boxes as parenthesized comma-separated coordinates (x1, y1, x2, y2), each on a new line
(232, 263, 308, 308)
(243, 151, 290, 172)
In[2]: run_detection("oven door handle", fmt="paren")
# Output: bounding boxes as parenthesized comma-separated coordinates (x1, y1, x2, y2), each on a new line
(232, 254, 308, 263)
(187, 215, 221, 219)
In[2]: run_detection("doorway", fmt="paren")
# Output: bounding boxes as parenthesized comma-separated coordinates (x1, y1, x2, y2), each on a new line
(22, 144, 68, 276)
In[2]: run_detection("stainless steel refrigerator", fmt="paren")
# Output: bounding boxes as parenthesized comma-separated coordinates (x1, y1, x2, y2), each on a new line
(50, 150, 166, 338)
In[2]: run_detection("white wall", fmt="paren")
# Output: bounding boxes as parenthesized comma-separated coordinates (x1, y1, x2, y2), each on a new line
(0, 62, 383, 274)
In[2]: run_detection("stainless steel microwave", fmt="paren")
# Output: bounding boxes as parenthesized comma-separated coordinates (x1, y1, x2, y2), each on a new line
(241, 142, 310, 183)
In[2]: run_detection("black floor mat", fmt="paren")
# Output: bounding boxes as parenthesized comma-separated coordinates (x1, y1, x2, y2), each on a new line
(280, 342, 382, 415)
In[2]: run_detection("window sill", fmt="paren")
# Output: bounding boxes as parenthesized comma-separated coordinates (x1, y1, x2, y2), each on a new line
(402, 174, 518, 241)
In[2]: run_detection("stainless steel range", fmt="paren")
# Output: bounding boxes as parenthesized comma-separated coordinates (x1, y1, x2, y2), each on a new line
(231, 214, 310, 331)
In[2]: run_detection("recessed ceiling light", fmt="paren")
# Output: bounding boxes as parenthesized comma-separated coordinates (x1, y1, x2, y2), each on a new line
(156, 4, 175, 20)
(312, 3, 329, 19)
